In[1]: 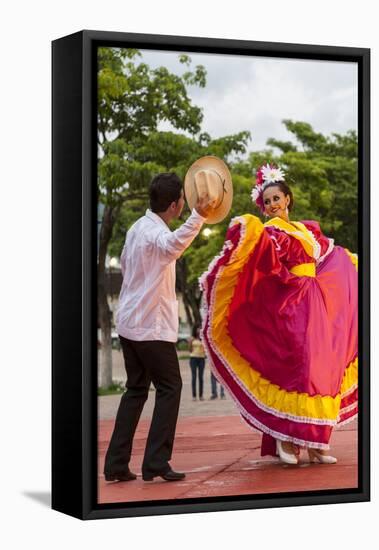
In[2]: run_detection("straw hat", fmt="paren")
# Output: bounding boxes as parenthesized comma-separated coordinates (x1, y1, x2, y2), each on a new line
(184, 156, 233, 224)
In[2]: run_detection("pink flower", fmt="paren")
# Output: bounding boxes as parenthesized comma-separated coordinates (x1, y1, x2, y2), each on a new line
(255, 193, 265, 213)
(256, 169, 264, 185)
(251, 162, 285, 214)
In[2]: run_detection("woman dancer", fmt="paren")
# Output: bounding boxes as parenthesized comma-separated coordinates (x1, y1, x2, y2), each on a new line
(200, 163, 358, 465)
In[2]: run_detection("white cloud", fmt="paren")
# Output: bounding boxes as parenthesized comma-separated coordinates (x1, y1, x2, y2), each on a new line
(139, 49, 357, 152)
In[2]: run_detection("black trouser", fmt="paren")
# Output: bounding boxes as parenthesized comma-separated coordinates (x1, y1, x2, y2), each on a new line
(189, 357, 205, 398)
(103, 336, 182, 478)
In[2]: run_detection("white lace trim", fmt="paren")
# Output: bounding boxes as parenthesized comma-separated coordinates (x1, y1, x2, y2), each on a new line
(341, 383, 358, 399)
(198, 214, 245, 291)
(207, 309, 338, 426)
(336, 412, 358, 428)
(239, 410, 332, 451)
(198, 239, 233, 291)
(200, 216, 354, 449)
(265, 220, 321, 261)
(200, 217, 340, 428)
(202, 343, 332, 450)
(338, 401, 358, 416)
(304, 226, 322, 261)
(317, 238, 335, 266)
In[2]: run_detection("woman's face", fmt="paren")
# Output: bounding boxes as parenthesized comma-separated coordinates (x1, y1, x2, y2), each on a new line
(262, 186, 290, 220)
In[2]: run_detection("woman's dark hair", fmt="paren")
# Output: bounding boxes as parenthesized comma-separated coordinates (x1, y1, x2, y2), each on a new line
(192, 325, 200, 338)
(149, 173, 183, 213)
(263, 181, 294, 211)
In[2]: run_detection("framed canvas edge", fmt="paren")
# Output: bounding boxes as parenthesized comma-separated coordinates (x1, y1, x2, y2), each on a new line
(52, 29, 370, 521)
(52, 30, 86, 520)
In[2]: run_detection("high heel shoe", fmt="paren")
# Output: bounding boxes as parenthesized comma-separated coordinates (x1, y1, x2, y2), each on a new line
(276, 440, 298, 465)
(308, 448, 337, 464)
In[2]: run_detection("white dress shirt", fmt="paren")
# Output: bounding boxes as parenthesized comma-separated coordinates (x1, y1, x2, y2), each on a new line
(116, 208, 206, 342)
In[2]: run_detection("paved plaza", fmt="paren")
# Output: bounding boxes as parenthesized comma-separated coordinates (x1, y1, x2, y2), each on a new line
(98, 350, 235, 420)
(98, 350, 358, 504)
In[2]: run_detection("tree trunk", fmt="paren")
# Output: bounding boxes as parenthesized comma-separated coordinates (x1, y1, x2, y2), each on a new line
(98, 204, 119, 388)
(176, 258, 202, 330)
(184, 286, 202, 328)
(183, 299, 194, 328)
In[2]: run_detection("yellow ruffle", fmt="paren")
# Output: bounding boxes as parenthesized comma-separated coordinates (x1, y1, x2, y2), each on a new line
(289, 263, 316, 277)
(209, 214, 357, 423)
(344, 248, 358, 271)
(264, 217, 319, 259)
(340, 356, 358, 396)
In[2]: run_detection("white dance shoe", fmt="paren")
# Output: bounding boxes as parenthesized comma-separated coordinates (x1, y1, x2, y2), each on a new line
(307, 448, 337, 464)
(276, 440, 299, 465)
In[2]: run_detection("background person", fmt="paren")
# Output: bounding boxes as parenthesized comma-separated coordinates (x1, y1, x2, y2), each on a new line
(210, 371, 225, 400)
(188, 326, 206, 401)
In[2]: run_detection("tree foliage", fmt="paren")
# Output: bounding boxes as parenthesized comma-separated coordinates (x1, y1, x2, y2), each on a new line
(108, 119, 358, 332)
(98, 45, 358, 385)
(262, 120, 358, 250)
(97, 47, 208, 386)
(98, 47, 207, 207)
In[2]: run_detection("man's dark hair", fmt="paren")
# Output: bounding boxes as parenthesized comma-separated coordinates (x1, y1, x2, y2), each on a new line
(149, 173, 183, 213)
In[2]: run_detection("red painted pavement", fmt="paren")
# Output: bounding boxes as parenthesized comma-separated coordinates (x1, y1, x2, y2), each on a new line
(98, 415, 358, 504)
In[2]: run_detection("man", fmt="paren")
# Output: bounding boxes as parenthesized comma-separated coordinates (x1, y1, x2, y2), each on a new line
(104, 172, 213, 482)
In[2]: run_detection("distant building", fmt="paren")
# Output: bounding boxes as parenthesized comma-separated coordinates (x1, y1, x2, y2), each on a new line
(97, 203, 105, 254)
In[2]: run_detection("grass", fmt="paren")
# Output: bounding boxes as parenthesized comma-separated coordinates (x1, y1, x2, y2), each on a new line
(98, 382, 125, 396)
(98, 348, 191, 396)
(176, 341, 189, 351)
(98, 382, 157, 396)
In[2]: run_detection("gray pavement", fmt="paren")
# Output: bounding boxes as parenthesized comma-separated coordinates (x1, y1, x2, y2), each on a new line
(98, 349, 238, 420)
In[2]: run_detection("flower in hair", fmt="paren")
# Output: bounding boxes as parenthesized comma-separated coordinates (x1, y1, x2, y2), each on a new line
(251, 163, 286, 213)
(260, 163, 285, 184)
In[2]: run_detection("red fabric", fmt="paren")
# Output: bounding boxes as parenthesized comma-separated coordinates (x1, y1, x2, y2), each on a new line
(340, 388, 358, 410)
(228, 226, 357, 396)
(301, 220, 331, 257)
(261, 434, 277, 457)
(201, 217, 358, 455)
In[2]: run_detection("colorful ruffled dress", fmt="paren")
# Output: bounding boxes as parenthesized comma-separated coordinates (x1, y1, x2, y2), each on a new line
(200, 214, 358, 453)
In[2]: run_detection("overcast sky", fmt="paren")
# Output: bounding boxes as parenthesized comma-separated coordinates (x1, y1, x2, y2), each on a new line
(139, 48, 357, 154)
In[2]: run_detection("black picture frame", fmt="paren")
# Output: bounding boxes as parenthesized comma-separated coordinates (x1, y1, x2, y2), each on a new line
(52, 29, 370, 520)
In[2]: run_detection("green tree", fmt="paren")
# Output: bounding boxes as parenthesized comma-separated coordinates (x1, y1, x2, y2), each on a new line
(108, 129, 251, 329)
(267, 120, 358, 250)
(98, 47, 206, 387)
(109, 120, 357, 341)
(180, 121, 358, 322)
(233, 120, 358, 250)
(99, 55, 357, 388)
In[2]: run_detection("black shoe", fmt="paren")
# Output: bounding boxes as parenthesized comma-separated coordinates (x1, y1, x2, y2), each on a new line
(104, 470, 137, 482)
(142, 468, 186, 482)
